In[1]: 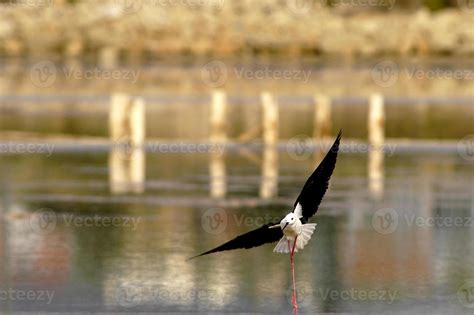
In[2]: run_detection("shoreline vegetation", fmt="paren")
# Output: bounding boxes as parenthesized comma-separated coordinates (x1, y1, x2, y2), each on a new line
(0, 1, 473, 59)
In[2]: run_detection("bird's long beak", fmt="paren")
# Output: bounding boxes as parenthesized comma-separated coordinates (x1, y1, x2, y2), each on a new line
(282, 222, 289, 231)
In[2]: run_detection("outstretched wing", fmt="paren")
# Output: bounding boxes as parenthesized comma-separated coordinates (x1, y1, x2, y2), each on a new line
(188, 222, 283, 260)
(293, 130, 341, 221)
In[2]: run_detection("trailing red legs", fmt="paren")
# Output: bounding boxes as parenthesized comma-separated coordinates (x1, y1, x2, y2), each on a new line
(288, 236, 299, 315)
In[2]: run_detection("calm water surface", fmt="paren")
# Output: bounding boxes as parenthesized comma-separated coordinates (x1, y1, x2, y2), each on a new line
(0, 147, 473, 314)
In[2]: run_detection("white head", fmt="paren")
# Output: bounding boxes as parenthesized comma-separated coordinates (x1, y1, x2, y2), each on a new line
(280, 212, 298, 230)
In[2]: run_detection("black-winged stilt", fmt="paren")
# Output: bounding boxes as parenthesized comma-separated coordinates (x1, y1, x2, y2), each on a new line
(190, 131, 342, 314)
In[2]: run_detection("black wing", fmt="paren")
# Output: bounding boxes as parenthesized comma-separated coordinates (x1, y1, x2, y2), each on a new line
(293, 130, 341, 221)
(188, 222, 283, 260)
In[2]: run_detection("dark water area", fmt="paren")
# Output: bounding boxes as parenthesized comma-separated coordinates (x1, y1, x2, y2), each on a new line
(0, 148, 472, 314)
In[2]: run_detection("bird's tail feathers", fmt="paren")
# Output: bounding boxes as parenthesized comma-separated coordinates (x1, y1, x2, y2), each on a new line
(273, 223, 317, 254)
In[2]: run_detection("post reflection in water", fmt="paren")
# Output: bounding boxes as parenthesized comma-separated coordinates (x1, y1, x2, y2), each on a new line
(0, 147, 472, 314)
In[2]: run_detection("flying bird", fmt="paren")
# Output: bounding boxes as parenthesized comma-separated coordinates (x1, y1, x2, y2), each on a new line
(189, 131, 342, 314)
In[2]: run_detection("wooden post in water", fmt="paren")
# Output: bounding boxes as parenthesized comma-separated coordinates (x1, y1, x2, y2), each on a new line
(209, 90, 227, 199)
(261, 92, 279, 145)
(260, 92, 279, 199)
(368, 94, 385, 148)
(109, 94, 145, 194)
(210, 90, 227, 143)
(313, 94, 332, 139)
(368, 94, 385, 199)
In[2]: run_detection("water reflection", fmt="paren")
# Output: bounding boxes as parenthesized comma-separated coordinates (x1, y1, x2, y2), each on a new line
(0, 148, 473, 313)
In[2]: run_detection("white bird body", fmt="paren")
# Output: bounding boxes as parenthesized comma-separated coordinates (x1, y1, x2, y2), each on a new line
(273, 207, 317, 254)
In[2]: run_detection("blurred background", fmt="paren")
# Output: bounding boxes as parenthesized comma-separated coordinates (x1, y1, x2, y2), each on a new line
(0, 0, 473, 314)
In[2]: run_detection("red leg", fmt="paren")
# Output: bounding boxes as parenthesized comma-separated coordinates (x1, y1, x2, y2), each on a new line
(290, 237, 299, 315)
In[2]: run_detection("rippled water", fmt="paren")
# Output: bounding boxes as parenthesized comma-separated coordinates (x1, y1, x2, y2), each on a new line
(0, 147, 473, 314)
